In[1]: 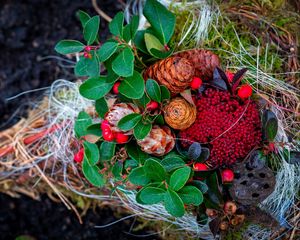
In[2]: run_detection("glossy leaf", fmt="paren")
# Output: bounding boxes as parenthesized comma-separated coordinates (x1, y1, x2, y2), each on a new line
(146, 79, 161, 102)
(83, 141, 99, 166)
(97, 41, 119, 62)
(139, 187, 165, 204)
(263, 110, 278, 141)
(128, 167, 150, 186)
(82, 158, 105, 187)
(77, 10, 90, 27)
(109, 12, 124, 37)
(160, 85, 170, 101)
(118, 71, 145, 99)
(100, 141, 116, 161)
(86, 51, 100, 77)
(133, 121, 152, 140)
(55, 40, 85, 54)
(83, 16, 100, 45)
(169, 166, 191, 191)
(112, 47, 134, 77)
(178, 186, 203, 205)
(86, 123, 102, 137)
(144, 33, 164, 54)
(112, 161, 123, 179)
(95, 97, 108, 119)
(161, 153, 185, 172)
(126, 143, 149, 164)
(164, 189, 185, 217)
(118, 113, 142, 131)
(79, 76, 113, 100)
(74, 57, 88, 76)
(144, 158, 166, 182)
(74, 111, 92, 138)
(130, 15, 139, 39)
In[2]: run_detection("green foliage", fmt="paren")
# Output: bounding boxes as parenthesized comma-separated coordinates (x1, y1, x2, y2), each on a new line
(139, 187, 165, 204)
(133, 121, 152, 140)
(79, 76, 113, 100)
(55, 40, 85, 54)
(169, 166, 191, 191)
(83, 16, 100, 45)
(118, 71, 145, 99)
(82, 157, 105, 187)
(118, 113, 142, 131)
(74, 111, 92, 138)
(164, 189, 185, 217)
(83, 141, 99, 165)
(146, 79, 161, 102)
(100, 141, 116, 161)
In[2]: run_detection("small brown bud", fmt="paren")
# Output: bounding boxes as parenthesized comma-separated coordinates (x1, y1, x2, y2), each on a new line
(219, 221, 229, 231)
(224, 201, 237, 215)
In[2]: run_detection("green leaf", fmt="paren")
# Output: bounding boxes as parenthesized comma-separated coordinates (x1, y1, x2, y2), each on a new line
(112, 161, 123, 179)
(134, 92, 151, 108)
(192, 180, 209, 194)
(123, 25, 131, 43)
(74, 111, 92, 138)
(143, 0, 176, 44)
(160, 85, 170, 101)
(126, 143, 149, 164)
(83, 141, 100, 166)
(82, 158, 105, 187)
(164, 189, 185, 217)
(77, 10, 91, 28)
(97, 42, 119, 62)
(83, 16, 100, 45)
(144, 158, 166, 182)
(146, 79, 161, 102)
(130, 15, 139, 39)
(79, 76, 113, 100)
(139, 187, 165, 204)
(124, 159, 139, 170)
(118, 113, 142, 131)
(112, 47, 134, 77)
(74, 57, 88, 76)
(128, 167, 150, 186)
(55, 40, 85, 54)
(86, 51, 100, 77)
(86, 123, 102, 137)
(144, 33, 164, 54)
(95, 98, 108, 119)
(100, 141, 116, 161)
(109, 12, 124, 37)
(134, 121, 152, 140)
(149, 47, 173, 59)
(133, 30, 148, 54)
(119, 71, 145, 99)
(154, 114, 164, 125)
(161, 153, 186, 172)
(178, 186, 203, 206)
(169, 166, 191, 191)
(205, 172, 223, 206)
(263, 110, 278, 141)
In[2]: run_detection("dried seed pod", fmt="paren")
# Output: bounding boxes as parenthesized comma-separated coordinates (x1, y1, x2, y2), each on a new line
(105, 103, 140, 133)
(137, 125, 175, 156)
(143, 56, 195, 95)
(164, 97, 197, 130)
(219, 221, 229, 231)
(175, 49, 220, 81)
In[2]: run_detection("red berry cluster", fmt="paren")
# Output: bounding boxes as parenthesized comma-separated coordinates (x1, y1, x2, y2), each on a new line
(180, 89, 262, 167)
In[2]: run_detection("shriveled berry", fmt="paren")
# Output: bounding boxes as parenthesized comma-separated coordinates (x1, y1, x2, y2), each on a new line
(193, 163, 208, 171)
(103, 129, 114, 141)
(238, 84, 252, 99)
(226, 71, 235, 82)
(221, 169, 234, 183)
(115, 132, 129, 144)
(190, 77, 203, 90)
(112, 82, 121, 94)
(224, 201, 237, 215)
(146, 101, 159, 111)
(101, 120, 111, 131)
(74, 148, 84, 163)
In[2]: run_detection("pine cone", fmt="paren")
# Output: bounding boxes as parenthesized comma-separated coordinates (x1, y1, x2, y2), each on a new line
(105, 103, 140, 134)
(137, 125, 175, 156)
(143, 56, 195, 95)
(175, 49, 220, 81)
(164, 97, 197, 130)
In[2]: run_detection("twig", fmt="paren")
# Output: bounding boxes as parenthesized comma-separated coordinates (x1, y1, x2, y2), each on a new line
(91, 0, 112, 22)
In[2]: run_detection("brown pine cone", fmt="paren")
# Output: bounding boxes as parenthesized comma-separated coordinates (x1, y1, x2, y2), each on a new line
(137, 125, 175, 156)
(175, 49, 220, 81)
(143, 56, 195, 95)
(164, 97, 197, 130)
(105, 103, 140, 134)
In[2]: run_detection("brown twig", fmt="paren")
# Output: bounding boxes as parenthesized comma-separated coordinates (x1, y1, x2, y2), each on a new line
(91, 0, 112, 22)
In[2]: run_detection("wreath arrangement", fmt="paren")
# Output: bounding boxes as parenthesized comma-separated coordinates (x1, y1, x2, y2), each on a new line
(1, 0, 299, 239)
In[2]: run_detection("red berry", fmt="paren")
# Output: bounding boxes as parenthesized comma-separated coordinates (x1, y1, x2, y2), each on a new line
(74, 148, 84, 163)
(112, 82, 121, 94)
(221, 169, 234, 183)
(115, 132, 129, 144)
(237, 84, 252, 99)
(83, 52, 92, 59)
(146, 101, 159, 111)
(102, 129, 115, 141)
(226, 71, 235, 82)
(101, 120, 111, 131)
(193, 163, 208, 171)
(190, 77, 203, 90)
(223, 201, 237, 215)
(85, 46, 92, 52)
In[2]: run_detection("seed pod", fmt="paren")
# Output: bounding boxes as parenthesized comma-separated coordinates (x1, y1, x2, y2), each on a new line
(164, 97, 197, 130)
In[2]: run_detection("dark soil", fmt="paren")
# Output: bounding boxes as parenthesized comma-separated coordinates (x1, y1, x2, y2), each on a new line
(0, 1, 159, 239)
(0, 193, 159, 240)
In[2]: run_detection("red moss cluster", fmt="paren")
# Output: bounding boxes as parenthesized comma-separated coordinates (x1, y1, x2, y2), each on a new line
(180, 88, 262, 167)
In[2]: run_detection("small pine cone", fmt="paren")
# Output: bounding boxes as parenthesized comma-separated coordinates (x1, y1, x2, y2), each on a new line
(137, 125, 175, 156)
(143, 56, 195, 95)
(105, 103, 140, 133)
(175, 49, 220, 81)
(164, 97, 196, 130)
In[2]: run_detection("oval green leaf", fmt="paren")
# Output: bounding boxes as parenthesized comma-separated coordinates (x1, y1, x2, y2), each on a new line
(55, 40, 85, 55)
(82, 158, 105, 187)
(109, 12, 124, 37)
(97, 42, 119, 62)
(74, 111, 92, 138)
(146, 79, 161, 102)
(169, 166, 191, 191)
(178, 186, 203, 206)
(128, 167, 150, 186)
(133, 121, 152, 140)
(144, 158, 166, 182)
(164, 189, 185, 217)
(139, 187, 166, 204)
(161, 153, 185, 172)
(112, 47, 134, 77)
(100, 141, 116, 161)
(119, 71, 145, 99)
(118, 113, 142, 131)
(84, 16, 100, 45)
(79, 76, 113, 100)
(83, 141, 99, 166)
